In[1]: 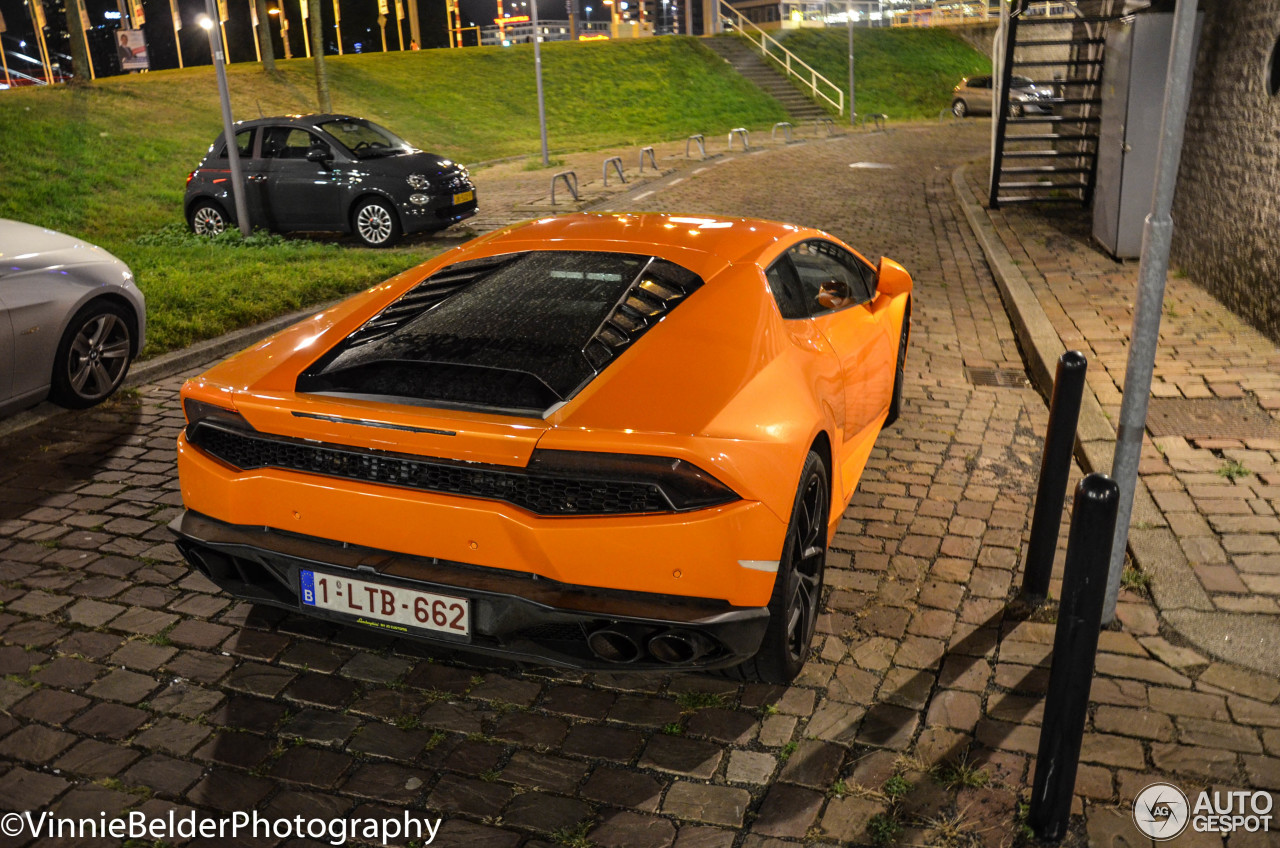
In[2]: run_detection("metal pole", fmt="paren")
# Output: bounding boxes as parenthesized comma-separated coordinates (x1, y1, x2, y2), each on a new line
(532, 0, 549, 165)
(299, 0, 311, 56)
(203, 0, 252, 236)
(684, 0, 691, 34)
(1023, 351, 1088, 603)
(847, 0, 854, 124)
(1029, 473, 1120, 841)
(332, 0, 342, 53)
(1104, 0, 1200, 623)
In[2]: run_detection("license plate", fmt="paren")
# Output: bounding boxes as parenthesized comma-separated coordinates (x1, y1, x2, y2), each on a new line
(452, 190, 474, 205)
(300, 570, 470, 637)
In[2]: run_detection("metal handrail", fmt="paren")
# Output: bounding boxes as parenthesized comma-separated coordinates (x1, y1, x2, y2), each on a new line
(639, 146, 658, 173)
(717, 1, 844, 117)
(602, 156, 626, 186)
(727, 128, 750, 151)
(685, 134, 707, 159)
(551, 171, 579, 205)
(891, 1, 1074, 28)
(771, 122, 793, 143)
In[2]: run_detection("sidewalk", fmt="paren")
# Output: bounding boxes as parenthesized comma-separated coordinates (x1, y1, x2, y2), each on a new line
(954, 166, 1280, 677)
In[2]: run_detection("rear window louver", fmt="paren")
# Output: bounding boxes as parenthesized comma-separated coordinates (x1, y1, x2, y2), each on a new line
(344, 255, 514, 349)
(584, 263, 699, 371)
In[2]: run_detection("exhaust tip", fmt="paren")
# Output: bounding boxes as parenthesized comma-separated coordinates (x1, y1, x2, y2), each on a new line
(587, 628, 641, 663)
(648, 629, 712, 665)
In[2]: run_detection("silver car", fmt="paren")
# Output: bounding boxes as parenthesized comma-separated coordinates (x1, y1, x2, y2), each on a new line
(0, 220, 146, 416)
(951, 75, 1054, 117)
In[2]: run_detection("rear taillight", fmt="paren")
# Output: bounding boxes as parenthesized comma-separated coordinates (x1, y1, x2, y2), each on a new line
(186, 171, 196, 185)
(527, 450, 739, 511)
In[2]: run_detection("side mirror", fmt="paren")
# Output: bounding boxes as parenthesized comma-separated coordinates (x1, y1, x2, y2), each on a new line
(876, 257, 912, 297)
(306, 147, 334, 164)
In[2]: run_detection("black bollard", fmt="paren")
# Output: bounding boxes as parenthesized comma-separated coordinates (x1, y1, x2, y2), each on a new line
(1022, 351, 1088, 603)
(1028, 472, 1120, 842)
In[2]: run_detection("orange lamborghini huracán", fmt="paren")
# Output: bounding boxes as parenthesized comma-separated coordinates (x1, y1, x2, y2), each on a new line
(172, 213, 911, 683)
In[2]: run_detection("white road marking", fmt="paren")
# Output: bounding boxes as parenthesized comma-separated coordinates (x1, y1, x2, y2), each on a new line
(669, 177, 685, 185)
(693, 167, 708, 174)
(633, 190, 655, 200)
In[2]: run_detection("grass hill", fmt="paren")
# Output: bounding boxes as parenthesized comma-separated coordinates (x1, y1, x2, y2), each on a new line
(0, 32, 985, 357)
(0, 38, 786, 355)
(775, 27, 991, 120)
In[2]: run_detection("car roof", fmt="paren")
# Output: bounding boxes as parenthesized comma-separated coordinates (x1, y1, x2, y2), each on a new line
(472, 213, 827, 268)
(228, 113, 365, 131)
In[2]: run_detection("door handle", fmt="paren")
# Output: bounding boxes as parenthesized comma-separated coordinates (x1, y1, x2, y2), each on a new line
(247, 175, 267, 183)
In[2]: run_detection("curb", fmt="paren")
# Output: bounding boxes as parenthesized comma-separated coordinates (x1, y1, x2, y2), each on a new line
(0, 302, 332, 444)
(950, 164, 1280, 677)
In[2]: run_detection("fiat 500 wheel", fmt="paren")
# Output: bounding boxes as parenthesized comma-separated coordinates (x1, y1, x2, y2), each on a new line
(189, 200, 228, 236)
(353, 198, 401, 247)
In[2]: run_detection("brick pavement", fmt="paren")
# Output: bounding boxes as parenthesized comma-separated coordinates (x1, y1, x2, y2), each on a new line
(0, 123, 1276, 847)
(965, 170, 1280, 657)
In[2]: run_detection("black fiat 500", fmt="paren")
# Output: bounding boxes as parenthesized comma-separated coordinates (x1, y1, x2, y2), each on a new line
(184, 114, 477, 247)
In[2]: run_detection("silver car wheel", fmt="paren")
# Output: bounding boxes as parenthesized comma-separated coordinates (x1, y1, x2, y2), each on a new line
(952, 100, 968, 118)
(66, 313, 131, 402)
(356, 202, 394, 245)
(192, 204, 227, 235)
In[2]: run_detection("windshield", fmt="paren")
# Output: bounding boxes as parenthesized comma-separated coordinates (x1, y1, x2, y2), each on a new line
(318, 118, 412, 159)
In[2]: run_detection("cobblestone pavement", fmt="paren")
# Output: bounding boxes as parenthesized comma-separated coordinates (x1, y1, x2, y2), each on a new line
(0, 124, 1277, 848)
(967, 172, 1280, 642)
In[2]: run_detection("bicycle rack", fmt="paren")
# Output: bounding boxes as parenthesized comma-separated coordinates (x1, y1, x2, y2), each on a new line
(550, 171, 579, 205)
(863, 113, 888, 132)
(602, 157, 626, 187)
(770, 122, 794, 144)
(727, 127, 750, 152)
(685, 134, 706, 159)
(817, 117, 837, 137)
(938, 108, 961, 123)
(639, 146, 658, 173)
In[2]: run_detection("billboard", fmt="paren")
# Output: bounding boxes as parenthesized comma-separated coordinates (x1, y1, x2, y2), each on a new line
(116, 28, 149, 71)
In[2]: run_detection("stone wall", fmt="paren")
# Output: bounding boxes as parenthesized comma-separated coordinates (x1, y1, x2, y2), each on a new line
(1171, 0, 1280, 342)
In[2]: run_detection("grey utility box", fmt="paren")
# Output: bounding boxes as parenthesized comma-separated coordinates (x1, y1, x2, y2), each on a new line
(1092, 12, 1201, 259)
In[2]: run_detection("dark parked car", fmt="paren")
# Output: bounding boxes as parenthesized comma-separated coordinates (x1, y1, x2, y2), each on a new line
(184, 114, 477, 247)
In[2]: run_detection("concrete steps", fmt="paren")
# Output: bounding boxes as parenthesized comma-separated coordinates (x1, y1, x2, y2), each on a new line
(701, 35, 832, 123)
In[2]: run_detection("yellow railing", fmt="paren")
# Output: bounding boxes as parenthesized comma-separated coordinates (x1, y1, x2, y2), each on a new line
(718, 0, 844, 116)
(892, 2, 1076, 28)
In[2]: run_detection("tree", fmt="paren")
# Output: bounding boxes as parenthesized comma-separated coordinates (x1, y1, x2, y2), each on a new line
(255, 0, 276, 72)
(64, 0, 92, 84)
(308, 0, 331, 111)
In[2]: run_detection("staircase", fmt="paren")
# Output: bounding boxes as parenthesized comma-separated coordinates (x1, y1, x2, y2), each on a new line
(988, 0, 1128, 207)
(702, 35, 831, 124)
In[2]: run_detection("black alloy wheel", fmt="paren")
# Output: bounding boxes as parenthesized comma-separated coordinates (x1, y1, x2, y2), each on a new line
(884, 304, 910, 427)
(49, 300, 135, 409)
(737, 451, 828, 684)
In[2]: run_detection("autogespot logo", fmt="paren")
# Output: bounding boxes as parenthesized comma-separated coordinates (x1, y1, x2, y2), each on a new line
(1134, 783, 1190, 840)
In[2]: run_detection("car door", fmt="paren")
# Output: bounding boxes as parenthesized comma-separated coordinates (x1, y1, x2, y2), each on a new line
(216, 127, 270, 229)
(782, 240, 893, 441)
(260, 127, 345, 231)
(971, 76, 993, 114)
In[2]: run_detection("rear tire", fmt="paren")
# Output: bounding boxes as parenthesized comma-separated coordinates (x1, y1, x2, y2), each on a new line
(884, 304, 910, 428)
(952, 99, 968, 118)
(49, 300, 135, 409)
(189, 199, 228, 236)
(735, 451, 828, 685)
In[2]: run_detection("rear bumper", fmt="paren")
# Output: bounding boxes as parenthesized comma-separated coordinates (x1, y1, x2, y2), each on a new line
(170, 510, 771, 671)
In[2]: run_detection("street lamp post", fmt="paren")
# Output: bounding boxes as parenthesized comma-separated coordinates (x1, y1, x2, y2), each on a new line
(847, 0, 855, 124)
(532, 0, 549, 165)
(269, 6, 293, 58)
(199, 5, 251, 236)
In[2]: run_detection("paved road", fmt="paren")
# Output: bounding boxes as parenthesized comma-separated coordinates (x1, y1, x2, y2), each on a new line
(0, 123, 1276, 848)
